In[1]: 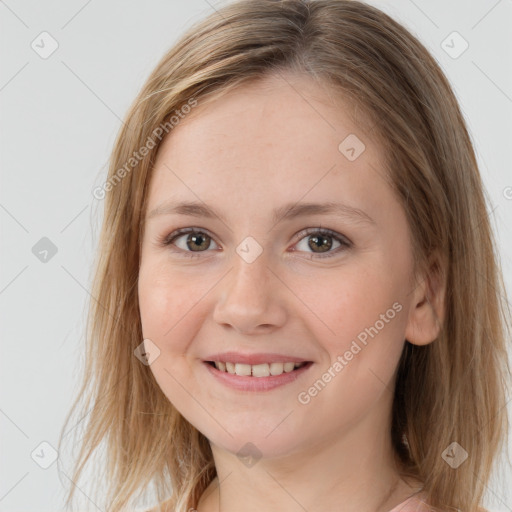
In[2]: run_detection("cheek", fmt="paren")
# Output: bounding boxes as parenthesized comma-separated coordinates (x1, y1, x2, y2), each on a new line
(138, 263, 208, 353)
(293, 268, 407, 427)
(300, 263, 408, 373)
(302, 263, 397, 330)
(137, 264, 209, 414)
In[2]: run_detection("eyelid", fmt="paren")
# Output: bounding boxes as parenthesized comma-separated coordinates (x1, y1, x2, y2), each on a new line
(294, 226, 352, 246)
(161, 227, 218, 247)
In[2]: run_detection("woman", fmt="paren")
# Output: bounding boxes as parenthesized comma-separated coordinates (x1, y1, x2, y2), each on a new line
(58, 2, 511, 511)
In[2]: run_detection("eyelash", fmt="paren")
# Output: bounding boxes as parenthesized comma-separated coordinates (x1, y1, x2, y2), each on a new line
(158, 227, 352, 260)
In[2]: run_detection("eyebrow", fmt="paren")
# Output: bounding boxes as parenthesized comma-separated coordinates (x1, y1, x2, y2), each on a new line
(147, 200, 376, 227)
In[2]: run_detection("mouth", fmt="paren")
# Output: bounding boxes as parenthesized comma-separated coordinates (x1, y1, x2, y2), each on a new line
(203, 359, 314, 392)
(204, 360, 314, 377)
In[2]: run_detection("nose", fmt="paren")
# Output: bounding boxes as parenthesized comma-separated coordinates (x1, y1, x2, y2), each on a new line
(212, 252, 288, 335)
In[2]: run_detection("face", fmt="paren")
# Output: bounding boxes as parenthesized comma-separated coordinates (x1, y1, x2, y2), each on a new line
(138, 73, 423, 459)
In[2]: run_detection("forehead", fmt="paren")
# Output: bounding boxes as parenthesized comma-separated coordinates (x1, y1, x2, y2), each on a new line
(169, 73, 373, 151)
(146, 73, 393, 222)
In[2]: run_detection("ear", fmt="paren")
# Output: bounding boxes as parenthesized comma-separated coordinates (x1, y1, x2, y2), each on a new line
(404, 251, 446, 346)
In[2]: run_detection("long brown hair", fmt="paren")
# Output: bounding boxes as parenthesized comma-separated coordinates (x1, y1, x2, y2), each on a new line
(57, 1, 511, 511)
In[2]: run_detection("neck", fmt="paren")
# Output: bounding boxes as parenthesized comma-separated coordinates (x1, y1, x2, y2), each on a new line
(196, 420, 421, 512)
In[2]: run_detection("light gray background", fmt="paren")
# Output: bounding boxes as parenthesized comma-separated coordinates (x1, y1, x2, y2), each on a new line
(1, 1, 511, 511)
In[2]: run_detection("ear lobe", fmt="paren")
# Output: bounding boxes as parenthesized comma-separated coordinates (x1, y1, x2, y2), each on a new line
(404, 252, 446, 347)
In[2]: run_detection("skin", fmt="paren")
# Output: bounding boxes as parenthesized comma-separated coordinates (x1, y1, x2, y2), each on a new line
(138, 72, 444, 512)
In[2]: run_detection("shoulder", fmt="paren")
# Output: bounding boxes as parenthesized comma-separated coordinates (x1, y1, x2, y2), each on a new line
(142, 505, 173, 512)
(398, 496, 489, 512)
(142, 500, 175, 512)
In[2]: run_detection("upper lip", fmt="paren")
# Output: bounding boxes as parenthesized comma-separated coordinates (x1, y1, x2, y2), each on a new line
(204, 352, 313, 365)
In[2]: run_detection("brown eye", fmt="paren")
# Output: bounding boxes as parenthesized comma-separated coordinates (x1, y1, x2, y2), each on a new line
(161, 226, 350, 260)
(169, 230, 215, 251)
(162, 228, 220, 256)
(307, 233, 333, 253)
(293, 228, 351, 259)
(184, 232, 211, 251)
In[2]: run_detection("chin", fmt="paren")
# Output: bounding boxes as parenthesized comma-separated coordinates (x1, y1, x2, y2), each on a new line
(206, 428, 304, 462)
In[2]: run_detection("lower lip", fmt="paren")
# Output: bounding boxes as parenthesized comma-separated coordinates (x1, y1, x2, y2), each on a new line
(203, 361, 314, 392)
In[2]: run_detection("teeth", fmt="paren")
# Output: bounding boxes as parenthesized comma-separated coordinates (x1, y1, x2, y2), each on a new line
(269, 362, 284, 376)
(252, 363, 270, 377)
(235, 363, 252, 376)
(213, 361, 306, 377)
(283, 362, 295, 373)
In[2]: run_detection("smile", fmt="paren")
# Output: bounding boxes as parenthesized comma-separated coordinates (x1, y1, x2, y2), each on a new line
(203, 360, 314, 392)
(206, 361, 308, 377)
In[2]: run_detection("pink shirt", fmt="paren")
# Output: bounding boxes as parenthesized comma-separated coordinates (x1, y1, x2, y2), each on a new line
(388, 493, 432, 512)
